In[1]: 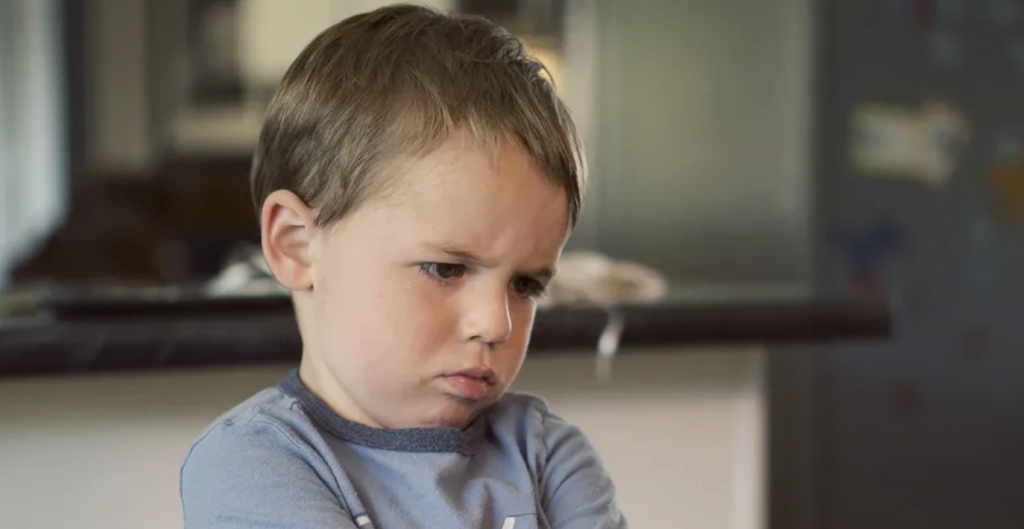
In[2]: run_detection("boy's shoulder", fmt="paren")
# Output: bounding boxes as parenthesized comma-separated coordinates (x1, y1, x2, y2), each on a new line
(491, 390, 551, 414)
(181, 382, 623, 528)
(485, 391, 586, 451)
(181, 377, 584, 470)
(183, 383, 561, 453)
(190, 384, 310, 442)
(487, 391, 555, 428)
(183, 386, 572, 466)
(179, 383, 359, 527)
(181, 382, 330, 480)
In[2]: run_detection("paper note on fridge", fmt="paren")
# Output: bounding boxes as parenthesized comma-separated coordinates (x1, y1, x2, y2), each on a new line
(849, 100, 971, 190)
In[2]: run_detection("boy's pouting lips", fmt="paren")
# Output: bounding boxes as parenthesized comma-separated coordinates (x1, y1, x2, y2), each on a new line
(261, 129, 570, 431)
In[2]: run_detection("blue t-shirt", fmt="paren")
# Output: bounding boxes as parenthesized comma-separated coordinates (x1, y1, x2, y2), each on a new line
(180, 370, 628, 529)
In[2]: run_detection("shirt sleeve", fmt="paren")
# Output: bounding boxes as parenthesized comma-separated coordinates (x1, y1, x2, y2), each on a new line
(180, 415, 359, 529)
(538, 407, 629, 529)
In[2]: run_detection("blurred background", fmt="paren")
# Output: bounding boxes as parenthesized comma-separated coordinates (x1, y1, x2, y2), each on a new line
(1, 0, 815, 288)
(1, 0, 1021, 528)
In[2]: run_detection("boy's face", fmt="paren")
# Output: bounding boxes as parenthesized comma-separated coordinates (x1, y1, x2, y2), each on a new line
(267, 131, 569, 430)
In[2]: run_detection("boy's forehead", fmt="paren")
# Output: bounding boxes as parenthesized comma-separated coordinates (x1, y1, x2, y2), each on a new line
(359, 147, 570, 249)
(377, 134, 563, 210)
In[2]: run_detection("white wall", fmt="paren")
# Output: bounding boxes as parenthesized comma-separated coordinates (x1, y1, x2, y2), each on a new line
(84, 0, 151, 175)
(0, 0, 67, 288)
(586, 0, 813, 285)
(237, 0, 454, 87)
(0, 349, 764, 529)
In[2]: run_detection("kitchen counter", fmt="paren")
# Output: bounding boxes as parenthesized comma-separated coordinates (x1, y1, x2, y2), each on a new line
(0, 285, 886, 528)
(0, 286, 891, 378)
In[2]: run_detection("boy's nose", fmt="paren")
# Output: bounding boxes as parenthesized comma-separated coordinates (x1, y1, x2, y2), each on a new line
(462, 287, 512, 347)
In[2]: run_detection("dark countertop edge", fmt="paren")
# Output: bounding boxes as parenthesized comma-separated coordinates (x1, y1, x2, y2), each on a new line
(0, 297, 891, 379)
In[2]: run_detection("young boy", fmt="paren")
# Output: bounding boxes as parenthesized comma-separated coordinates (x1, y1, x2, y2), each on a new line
(180, 4, 627, 528)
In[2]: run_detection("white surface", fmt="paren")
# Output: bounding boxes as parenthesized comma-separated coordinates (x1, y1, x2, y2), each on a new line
(0, 0, 66, 289)
(0, 349, 764, 529)
(237, 0, 453, 87)
(85, 0, 151, 174)
(168, 103, 266, 155)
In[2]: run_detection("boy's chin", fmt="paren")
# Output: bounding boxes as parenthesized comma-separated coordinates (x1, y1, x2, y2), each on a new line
(421, 396, 490, 430)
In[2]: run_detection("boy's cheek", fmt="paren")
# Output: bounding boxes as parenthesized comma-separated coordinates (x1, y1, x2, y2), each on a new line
(510, 301, 538, 332)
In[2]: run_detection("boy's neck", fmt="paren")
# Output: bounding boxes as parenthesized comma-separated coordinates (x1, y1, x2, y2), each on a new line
(298, 355, 386, 429)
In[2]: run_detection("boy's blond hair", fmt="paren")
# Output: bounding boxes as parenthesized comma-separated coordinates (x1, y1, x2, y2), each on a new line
(251, 3, 585, 227)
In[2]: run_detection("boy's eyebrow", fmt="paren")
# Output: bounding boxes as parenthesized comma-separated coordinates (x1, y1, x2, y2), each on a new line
(523, 265, 558, 281)
(426, 245, 488, 267)
(422, 244, 557, 279)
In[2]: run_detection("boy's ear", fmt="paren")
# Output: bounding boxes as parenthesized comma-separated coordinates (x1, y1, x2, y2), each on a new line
(260, 190, 317, 291)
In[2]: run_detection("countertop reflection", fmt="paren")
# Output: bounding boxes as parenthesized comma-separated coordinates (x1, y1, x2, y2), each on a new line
(0, 284, 891, 378)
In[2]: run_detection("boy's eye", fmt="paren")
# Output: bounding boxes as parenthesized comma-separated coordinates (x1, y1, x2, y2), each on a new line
(511, 276, 546, 298)
(420, 262, 466, 280)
